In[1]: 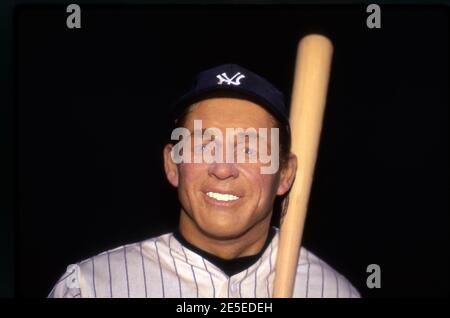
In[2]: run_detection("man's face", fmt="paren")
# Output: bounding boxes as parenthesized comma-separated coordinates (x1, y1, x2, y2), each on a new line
(164, 97, 295, 240)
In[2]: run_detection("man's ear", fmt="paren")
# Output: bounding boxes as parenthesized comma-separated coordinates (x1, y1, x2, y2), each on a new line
(163, 144, 179, 188)
(276, 153, 297, 196)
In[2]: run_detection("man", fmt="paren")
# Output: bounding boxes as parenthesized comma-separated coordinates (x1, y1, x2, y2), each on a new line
(49, 64, 360, 298)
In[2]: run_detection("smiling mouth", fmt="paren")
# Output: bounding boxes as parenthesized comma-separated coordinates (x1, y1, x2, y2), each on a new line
(206, 191, 240, 202)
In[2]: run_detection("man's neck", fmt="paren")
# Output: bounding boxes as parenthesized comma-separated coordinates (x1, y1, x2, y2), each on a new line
(178, 211, 272, 260)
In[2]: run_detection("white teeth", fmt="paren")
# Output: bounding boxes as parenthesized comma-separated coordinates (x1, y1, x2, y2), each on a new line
(206, 192, 239, 202)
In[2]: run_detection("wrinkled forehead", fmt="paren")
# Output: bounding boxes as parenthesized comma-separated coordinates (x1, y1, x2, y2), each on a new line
(181, 97, 278, 130)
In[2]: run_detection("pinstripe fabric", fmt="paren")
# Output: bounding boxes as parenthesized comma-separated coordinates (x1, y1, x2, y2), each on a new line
(48, 229, 360, 298)
(180, 245, 199, 298)
(139, 242, 148, 298)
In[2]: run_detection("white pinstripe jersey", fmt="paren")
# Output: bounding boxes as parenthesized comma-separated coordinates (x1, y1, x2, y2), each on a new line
(48, 229, 360, 298)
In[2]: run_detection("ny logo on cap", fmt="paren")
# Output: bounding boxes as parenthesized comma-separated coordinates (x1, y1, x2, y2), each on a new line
(216, 72, 245, 86)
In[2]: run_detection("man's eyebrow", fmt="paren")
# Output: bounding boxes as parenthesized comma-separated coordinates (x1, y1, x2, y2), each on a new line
(191, 128, 217, 134)
(191, 128, 220, 140)
(235, 129, 270, 143)
(190, 128, 205, 135)
(189, 128, 273, 142)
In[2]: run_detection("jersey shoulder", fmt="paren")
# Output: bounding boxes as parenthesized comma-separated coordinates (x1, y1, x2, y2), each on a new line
(293, 246, 361, 298)
(48, 232, 173, 298)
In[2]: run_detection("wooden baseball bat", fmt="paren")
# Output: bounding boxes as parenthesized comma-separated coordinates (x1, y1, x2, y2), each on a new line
(273, 34, 334, 298)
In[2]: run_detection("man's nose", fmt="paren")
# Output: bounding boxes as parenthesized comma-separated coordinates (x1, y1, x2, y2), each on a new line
(208, 162, 239, 180)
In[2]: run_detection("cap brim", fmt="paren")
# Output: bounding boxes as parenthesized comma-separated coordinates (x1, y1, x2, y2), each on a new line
(172, 86, 289, 125)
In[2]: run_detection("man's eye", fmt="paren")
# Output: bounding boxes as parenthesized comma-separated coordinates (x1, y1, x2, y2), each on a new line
(194, 144, 207, 152)
(194, 143, 212, 153)
(244, 147, 256, 155)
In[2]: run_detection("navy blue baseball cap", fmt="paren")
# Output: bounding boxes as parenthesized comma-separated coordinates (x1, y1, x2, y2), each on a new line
(172, 63, 289, 125)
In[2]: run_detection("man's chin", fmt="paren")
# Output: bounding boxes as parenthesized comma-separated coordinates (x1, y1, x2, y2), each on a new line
(198, 224, 248, 241)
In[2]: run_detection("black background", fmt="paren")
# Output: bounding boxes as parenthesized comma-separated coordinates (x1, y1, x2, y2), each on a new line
(15, 5, 448, 298)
